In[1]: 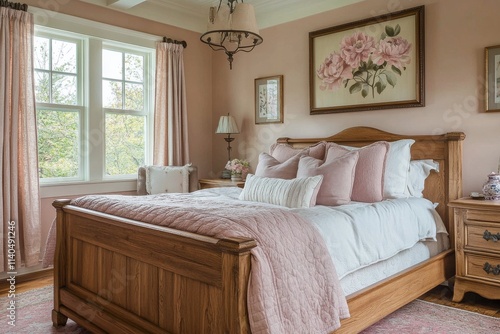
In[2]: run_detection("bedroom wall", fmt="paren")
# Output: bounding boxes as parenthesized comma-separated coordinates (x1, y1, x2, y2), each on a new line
(211, 0, 500, 197)
(25, 0, 214, 257)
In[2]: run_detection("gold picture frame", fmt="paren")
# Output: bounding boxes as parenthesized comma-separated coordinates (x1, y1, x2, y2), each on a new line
(255, 75, 283, 124)
(485, 45, 500, 112)
(309, 6, 425, 114)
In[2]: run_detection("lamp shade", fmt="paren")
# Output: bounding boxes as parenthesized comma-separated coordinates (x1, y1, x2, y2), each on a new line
(216, 115, 240, 134)
(230, 3, 260, 38)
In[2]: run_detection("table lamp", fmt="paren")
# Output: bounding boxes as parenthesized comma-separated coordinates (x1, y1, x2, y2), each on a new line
(216, 114, 240, 179)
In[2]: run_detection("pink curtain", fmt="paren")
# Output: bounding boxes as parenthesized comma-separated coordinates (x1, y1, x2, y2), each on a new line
(154, 41, 190, 166)
(0, 7, 41, 271)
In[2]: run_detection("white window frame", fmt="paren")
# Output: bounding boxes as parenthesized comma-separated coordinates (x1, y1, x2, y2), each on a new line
(34, 29, 86, 184)
(33, 13, 156, 198)
(100, 42, 153, 180)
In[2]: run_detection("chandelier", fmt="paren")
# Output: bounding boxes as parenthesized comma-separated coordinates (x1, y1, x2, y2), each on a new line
(200, 0, 263, 69)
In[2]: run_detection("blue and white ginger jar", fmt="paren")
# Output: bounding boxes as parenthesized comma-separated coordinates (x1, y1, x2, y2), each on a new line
(482, 173, 500, 200)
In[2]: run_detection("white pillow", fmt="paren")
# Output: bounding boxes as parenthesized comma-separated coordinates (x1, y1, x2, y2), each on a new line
(337, 139, 414, 199)
(145, 165, 190, 194)
(239, 174, 323, 208)
(406, 160, 440, 197)
(384, 139, 415, 198)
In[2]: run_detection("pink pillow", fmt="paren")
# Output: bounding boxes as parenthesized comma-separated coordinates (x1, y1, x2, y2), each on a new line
(325, 142, 389, 202)
(297, 150, 359, 206)
(255, 152, 301, 179)
(269, 141, 326, 163)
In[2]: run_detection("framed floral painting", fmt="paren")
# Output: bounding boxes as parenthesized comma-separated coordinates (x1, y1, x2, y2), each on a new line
(255, 75, 283, 124)
(485, 45, 500, 112)
(309, 6, 425, 114)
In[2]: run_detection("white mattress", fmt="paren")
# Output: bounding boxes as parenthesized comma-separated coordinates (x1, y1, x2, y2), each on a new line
(340, 232, 449, 295)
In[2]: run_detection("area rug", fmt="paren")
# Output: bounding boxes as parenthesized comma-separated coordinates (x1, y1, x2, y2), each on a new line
(1, 285, 498, 333)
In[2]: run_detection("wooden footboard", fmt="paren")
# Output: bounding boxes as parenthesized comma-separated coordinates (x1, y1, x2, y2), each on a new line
(52, 199, 256, 334)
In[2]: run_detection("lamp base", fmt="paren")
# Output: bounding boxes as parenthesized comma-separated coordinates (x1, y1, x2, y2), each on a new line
(221, 169, 231, 179)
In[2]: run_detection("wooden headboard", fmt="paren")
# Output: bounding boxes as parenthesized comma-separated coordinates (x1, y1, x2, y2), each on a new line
(276, 126, 465, 242)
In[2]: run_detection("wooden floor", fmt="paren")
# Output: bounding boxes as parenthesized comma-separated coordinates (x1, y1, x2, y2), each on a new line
(418, 283, 500, 318)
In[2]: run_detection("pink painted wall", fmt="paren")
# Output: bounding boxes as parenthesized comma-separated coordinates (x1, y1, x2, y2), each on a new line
(212, 0, 500, 197)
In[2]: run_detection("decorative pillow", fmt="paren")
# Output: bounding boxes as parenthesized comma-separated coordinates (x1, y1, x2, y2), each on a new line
(406, 160, 440, 197)
(254, 152, 302, 179)
(297, 151, 359, 206)
(383, 139, 415, 198)
(145, 165, 190, 194)
(325, 141, 389, 202)
(239, 174, 324, 208)
(334, 140, 414, 199)
(269, 141, 326, 163)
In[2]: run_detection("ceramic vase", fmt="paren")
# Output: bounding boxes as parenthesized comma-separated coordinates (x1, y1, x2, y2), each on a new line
(482, 173, 500, 200)
(231, 173, 242, 181)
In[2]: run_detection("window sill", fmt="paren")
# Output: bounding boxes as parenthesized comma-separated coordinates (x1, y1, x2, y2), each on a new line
(40, 179, 137, 199)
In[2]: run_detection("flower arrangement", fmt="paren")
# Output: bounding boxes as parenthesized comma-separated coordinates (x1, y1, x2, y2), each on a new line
(316, 24, 412, 99)
(225, 158, 250, 176)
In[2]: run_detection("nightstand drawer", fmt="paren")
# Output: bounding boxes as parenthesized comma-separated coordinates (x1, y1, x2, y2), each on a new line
(466, 224, 500, 253)
(466, 209, 500, 223)
(465, 254, 500, 283)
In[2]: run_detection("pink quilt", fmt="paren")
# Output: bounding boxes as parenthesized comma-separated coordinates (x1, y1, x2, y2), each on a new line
(57, 193, 350, 333)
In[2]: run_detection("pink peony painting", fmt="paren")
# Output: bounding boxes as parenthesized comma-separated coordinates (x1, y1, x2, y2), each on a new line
(317, 25, 412, 99)
(309, 6, 424, 114)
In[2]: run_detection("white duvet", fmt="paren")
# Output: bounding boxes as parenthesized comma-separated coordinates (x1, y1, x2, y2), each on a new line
(202, 187, 446, 280)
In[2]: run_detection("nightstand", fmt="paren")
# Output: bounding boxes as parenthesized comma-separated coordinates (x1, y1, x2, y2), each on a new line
(199, 178, 245, 190)
(449, 198, 500, 302)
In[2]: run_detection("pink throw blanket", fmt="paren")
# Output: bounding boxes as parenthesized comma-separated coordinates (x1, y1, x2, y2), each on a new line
(64, 193, 350, 333)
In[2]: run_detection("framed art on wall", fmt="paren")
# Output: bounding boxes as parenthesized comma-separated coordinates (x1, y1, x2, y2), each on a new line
(309, 6, 425, 114)
(485, 45, 500, 112)
(255, 75, 283, 124)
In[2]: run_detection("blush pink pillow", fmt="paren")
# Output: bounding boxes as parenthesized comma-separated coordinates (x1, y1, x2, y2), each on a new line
(255, 152, 301, 179)
(297, 150, 359, 206)
(269, 141, 326, 163)
(325, 142, 389, 203)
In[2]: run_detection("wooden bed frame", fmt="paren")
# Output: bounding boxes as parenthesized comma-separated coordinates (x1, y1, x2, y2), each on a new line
(52, 127, 465, 334)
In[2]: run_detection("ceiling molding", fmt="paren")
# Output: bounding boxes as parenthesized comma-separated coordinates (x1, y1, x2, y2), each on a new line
(80, 0, 364, 33)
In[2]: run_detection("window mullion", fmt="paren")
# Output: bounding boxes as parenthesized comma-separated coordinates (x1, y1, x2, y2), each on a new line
(88, 38, 105, 182)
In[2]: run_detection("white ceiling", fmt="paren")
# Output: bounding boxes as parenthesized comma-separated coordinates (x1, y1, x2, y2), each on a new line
(81, 0, 364, 33)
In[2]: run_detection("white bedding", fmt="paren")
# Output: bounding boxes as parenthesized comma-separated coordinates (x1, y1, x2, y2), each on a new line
(201, 187, 448, 281)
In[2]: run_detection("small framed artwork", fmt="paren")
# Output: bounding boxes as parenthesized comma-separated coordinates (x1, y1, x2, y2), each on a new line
(255, 75, 283, 124)
(309, 6, 425, 114)
(485, 45, 500, 112)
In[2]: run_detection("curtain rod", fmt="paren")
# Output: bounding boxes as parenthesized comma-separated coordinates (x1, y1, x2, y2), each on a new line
(163, 36, 187, 49)
(0, 0, 28, 11)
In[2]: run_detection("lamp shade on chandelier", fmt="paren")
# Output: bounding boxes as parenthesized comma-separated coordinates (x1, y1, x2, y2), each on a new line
(200, 0, 263, 69)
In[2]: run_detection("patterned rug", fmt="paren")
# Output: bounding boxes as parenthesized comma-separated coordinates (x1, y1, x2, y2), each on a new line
(1, 285, 498, 333)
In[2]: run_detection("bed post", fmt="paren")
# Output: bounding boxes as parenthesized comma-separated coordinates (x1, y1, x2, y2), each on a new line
(218, 238, 256, 334)
(52, 199, 71, 327)
(445, 132, 465, 247)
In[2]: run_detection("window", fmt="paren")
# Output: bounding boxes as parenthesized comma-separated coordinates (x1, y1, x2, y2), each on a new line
(34, 35, 82, 181)
(102, 48, 148, 176)
(34, 27, 154, 185)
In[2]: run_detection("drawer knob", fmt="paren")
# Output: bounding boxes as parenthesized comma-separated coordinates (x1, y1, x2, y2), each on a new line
(483, 262, 500, 276)
(483, 230, 500, 242)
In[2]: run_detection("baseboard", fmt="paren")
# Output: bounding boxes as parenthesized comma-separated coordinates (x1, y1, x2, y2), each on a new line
(0, 267, 53, 294)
